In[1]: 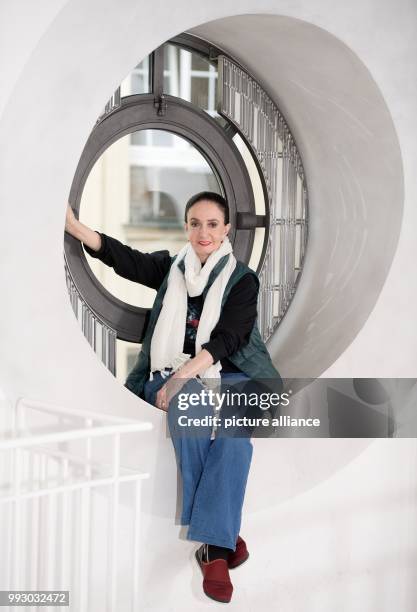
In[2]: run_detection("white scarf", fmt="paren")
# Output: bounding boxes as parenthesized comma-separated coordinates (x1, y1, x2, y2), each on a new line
(150, 237, 236, 379)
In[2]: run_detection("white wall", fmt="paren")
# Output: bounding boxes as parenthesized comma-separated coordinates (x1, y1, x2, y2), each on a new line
(1, 1, 416, 610)
(192, 14, 405, 379)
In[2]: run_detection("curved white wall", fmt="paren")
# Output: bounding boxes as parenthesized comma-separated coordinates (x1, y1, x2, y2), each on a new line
(1, 1, 417, 610)
(192, 15, 404, 378)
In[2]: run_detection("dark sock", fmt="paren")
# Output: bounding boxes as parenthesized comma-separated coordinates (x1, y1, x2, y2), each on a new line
(206, 544, 233, 562)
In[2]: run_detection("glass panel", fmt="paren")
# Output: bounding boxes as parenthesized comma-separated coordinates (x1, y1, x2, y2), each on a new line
(163, 44, 219, 115)
(218, 54, 308, 340)
(79, 128, 221, 308)
(213, 115, 228, 129)
(121, 56, 150, 96)
(117, 339, 140, 384)
(121, 44, 220, 116)
(233, 133, 265, 215)
(191, 53, 209, 71)
(232, 133, 266, 272)
(79, 128, 221, 383)
(130, 130, 146, 146)
(191, 77, 209, 110)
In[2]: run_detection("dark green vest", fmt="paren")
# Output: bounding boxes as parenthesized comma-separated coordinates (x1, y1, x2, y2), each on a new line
(124, 255, 282, 399)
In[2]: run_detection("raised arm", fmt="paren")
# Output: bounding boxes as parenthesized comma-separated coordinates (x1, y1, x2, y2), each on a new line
(65, 204, 101, 251)
(64, 204, 172, 289)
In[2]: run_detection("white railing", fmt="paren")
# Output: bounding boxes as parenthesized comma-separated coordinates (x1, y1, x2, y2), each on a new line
(0, 398, 152, 612)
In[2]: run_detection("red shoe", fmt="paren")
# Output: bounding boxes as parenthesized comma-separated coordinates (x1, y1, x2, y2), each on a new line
(195, 544, 233, 603)
(228, 535, 250, 569)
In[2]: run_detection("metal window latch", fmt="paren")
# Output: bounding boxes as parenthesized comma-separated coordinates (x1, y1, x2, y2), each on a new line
(154, 94, 167, 116)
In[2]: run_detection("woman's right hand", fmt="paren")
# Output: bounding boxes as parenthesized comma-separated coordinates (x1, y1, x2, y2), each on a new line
(155, 377, 187, 412)
(65, 203, 102, 251)
(65, 204, 77, 233)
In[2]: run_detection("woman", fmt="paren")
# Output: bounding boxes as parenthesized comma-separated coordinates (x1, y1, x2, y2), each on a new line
(65, 192, 281, 603)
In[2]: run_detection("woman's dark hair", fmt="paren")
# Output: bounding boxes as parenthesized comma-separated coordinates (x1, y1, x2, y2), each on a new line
(184, 191, 229, 224)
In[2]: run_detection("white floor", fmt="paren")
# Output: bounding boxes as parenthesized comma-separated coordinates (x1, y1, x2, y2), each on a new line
(135, 438, 417, 611)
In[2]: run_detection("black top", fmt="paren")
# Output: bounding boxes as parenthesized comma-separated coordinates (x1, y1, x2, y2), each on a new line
(84, 233, 259, 372)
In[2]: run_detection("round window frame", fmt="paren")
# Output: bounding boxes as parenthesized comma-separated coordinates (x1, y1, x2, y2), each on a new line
(64, 94, 258, 343)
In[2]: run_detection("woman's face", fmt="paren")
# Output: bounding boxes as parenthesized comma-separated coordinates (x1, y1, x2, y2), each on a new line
(185, 200, 231, 263)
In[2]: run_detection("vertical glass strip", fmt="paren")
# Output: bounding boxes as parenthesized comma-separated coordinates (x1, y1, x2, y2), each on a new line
(205, 55, 308, 340)
(64, 260, 117, 375)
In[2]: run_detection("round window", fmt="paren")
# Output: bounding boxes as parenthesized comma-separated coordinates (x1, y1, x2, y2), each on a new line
(80, 128, 221, 309)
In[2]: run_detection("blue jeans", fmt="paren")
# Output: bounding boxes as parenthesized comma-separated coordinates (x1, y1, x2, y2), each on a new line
(144, 372, 253, 551)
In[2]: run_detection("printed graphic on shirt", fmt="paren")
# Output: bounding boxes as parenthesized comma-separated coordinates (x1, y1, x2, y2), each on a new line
(185, 298, 203, 344)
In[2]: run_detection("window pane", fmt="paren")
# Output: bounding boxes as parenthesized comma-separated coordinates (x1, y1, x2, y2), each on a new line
(121, 56, 150, 95)
(79, 129, 221, 311)
(191, 77, 209, 110)
(192, 53, 209, 71)
(130, 130, 146, 146)
(163, 44, 218, 113)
